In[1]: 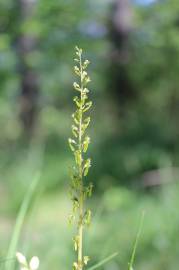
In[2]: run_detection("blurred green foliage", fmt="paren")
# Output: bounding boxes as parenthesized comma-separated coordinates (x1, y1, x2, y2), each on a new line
(0, 0, 179, 269)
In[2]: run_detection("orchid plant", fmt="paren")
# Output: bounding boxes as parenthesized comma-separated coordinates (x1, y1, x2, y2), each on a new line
(68, 46, 93, 270)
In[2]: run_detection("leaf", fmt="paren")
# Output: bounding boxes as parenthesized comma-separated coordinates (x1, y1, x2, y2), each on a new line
(128, 211, 145, 270)
(6, 173, 41, 270)
(87, 252, 119, 270)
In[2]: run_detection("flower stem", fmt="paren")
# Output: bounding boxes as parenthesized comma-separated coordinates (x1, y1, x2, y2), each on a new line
(78, 51, 84, 270)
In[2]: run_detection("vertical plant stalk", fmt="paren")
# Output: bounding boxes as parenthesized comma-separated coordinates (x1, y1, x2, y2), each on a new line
(69, 46, 93, 270)
(78, 51, 84, 267)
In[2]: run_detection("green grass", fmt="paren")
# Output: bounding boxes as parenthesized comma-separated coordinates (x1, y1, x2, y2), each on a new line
(6, 173, 41, 270)
(0, 181, 177, 270)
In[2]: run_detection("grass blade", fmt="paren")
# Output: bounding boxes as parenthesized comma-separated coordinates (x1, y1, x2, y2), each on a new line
(5, 172, 41, 270)
(87, 252, 119, 270)
(128, 211, 145, 270)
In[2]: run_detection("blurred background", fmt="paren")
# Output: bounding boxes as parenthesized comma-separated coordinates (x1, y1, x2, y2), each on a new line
(0, 0, 179, 269)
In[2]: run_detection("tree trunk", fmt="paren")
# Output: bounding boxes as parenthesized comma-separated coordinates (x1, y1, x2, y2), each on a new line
(108, 0, 135, 104)
(17, 0, 39, 137)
